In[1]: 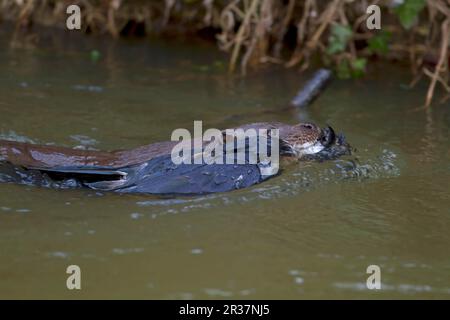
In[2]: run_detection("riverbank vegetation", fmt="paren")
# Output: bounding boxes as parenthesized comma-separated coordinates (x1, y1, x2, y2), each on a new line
(1, 0, 449, 107)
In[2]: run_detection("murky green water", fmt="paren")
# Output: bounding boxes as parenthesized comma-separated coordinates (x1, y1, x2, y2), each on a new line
(0, 26, 449, 299)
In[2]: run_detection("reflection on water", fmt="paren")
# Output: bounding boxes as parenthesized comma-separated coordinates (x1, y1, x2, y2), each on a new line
(0, 25, 449, 299)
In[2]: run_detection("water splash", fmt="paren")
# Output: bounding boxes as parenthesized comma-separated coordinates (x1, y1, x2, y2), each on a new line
(136, 148, 401, 214)
(70, 134, 99, 150)
(0, 131, 36, 144)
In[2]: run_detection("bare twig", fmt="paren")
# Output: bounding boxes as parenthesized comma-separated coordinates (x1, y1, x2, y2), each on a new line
(425, 18, 449, 107)
(229, 0, 259, 73)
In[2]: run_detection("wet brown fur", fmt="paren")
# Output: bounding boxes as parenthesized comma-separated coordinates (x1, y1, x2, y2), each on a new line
(0, 122, 321, 169)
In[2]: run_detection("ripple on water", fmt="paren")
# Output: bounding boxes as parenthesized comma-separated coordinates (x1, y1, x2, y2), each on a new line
(333, 282, 450, 295)
(70, 134, 99, 150)
(2, 148, 402, 218)
(15, 209, 31, 214)
(72, 85, 104, 93)
(134, 148, 401, 215)
(190, 248, 203, 255)
(0, 130, 36, 143)
(0, 206, 31, 214)
(204, 288, 233, 298)
(112, 248, 144, 255)
(130, 212, 143, 220)
(47, 251, 70, 259)
(202, 288, 256, 298)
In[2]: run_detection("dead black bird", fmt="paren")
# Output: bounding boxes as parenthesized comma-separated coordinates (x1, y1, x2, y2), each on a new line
(0, 122, 350, 195)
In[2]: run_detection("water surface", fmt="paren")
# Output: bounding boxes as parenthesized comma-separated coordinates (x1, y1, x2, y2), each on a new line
(0, 26, 449, 299)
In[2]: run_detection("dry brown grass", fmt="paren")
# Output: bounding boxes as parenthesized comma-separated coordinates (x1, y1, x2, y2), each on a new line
(1, 0, 449, 107)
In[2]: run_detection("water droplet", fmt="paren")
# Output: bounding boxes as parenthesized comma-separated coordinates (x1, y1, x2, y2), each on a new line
(16, 209, 31, 214)
(294, 277, 304, 285)
(48, 251, 70, 259)
(191, 248, 203, 255)
(130, 212, 142, 220)
(288, 269, 300, 276)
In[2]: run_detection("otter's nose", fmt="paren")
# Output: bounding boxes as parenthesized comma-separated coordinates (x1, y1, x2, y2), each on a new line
(319, 126, 336, 147)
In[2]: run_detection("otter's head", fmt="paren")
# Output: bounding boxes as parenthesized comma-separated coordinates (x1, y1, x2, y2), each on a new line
(280, 122, 350, 160)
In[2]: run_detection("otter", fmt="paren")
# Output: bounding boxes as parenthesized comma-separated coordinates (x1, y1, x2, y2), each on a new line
(0, 122, 350, 195)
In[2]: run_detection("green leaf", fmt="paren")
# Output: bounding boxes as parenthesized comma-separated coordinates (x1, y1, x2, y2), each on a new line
(197, 65, 210, 72)
(368, 31, 391, 55)
(335, 57, 367, 79)
(336, 59, 351, 79)
(213, 60, 225, 70)
(350, 58, 367, 78)
(394, 0, 426, 29)
(90, 50, 101, 62)
(327, 24, 353, 55)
